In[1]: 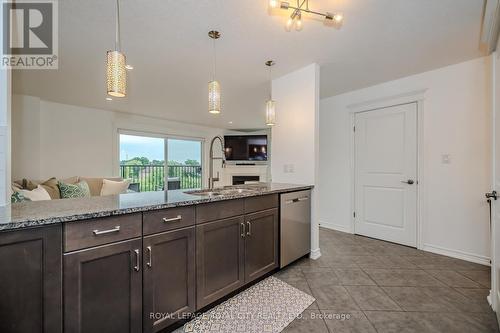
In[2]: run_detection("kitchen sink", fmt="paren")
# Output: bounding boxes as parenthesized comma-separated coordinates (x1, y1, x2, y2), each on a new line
(184, 187, 258, 197)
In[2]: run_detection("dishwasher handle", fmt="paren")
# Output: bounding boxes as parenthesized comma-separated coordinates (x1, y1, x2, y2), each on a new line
(285, 196, 309, 204)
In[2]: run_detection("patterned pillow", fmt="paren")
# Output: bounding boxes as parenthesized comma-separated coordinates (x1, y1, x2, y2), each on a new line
(58, 181, 91, 199)
(11, 192, 30, 203)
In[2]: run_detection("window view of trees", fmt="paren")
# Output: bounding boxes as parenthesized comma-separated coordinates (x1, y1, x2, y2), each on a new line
(119, 133, 203, 192)
(120, 157, 202, 192)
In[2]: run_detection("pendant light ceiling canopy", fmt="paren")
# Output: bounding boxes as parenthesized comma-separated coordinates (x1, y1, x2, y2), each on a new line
(107, 0, 127, 98)
(208, 30, 221, 114)
(265, 60, 276, 126)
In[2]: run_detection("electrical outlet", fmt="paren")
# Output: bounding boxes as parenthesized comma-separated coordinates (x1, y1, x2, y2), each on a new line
(441, 154, 451, 164)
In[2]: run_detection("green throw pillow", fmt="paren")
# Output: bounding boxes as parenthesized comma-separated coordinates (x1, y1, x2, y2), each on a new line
(58, 181, 91, 199)
(11, 192, 30, 203)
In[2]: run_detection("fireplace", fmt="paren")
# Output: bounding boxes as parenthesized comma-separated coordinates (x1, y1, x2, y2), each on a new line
(232, 175, 260, 185)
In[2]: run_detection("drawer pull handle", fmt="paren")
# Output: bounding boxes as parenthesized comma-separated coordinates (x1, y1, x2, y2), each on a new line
(93, 226, 120, 235)
(133, 249, 140, 272)
(162, 215, 182, 223)
(298, 196, 309, 201)
(146, 246, 152, 268)
(246, 221, 252, 236)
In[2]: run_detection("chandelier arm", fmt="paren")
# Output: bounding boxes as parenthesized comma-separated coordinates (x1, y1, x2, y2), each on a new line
(297, 0, 307, 10)
(286, 5, 329, 18)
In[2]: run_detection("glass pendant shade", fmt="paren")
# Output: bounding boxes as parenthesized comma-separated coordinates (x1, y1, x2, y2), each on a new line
(266, 99, 276, 126)
(107, 50, 127, 97)
(208, 80, 221, 114)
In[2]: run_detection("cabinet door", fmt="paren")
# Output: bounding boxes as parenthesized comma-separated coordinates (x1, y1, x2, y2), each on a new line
(143, 227, 195, 333)
(244, 208, 279, 283)
(196, 216, 245, 308)
(0, 226, 62, 333)
(64, 238, 142, 333)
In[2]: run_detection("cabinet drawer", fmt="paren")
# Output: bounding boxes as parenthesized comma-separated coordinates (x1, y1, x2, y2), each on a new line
(196, 199, 244, 224)
(64, 213, 142, 252)
(143, 206, 195, 235)
(244, 194, 279, 214)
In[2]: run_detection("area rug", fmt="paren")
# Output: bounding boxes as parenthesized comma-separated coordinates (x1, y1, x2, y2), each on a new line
(174, 276, 315, 333)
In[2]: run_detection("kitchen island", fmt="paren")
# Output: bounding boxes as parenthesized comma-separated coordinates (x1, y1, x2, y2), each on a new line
(0, 183, 312, 333)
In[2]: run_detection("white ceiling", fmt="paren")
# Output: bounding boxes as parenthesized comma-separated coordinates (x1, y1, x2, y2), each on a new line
(13, 0, 486, 129)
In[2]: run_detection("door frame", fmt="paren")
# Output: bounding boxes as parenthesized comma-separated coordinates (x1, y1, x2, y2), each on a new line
(348, 90, 426, 249)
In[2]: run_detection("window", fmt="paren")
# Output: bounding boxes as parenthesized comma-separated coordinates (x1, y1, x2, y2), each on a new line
(119, 132, 203, 192)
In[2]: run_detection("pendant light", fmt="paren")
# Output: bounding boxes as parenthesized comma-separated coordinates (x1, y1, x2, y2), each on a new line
(265, 60, 276, 126)
(107, 0, 126, 97)
(208, 30, 221, 114)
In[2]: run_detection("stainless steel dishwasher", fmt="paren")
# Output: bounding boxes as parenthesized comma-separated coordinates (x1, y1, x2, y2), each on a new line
(280, 189, 311, 268)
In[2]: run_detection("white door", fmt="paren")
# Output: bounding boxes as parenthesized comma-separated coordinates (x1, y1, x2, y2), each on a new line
(354, 103, 418, 247)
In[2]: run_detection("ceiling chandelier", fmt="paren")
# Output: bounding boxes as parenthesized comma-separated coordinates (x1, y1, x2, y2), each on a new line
(269, 0, 344, 31)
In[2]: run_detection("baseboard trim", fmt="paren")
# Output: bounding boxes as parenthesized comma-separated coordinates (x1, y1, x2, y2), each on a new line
(310, 248, 322, 260)
(319, 220, 352, 234)
(422, 243, 490, 266)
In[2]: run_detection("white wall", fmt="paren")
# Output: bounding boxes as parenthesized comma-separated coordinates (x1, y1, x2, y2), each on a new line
(12, 95, 225, 186)
(0, 0, 11, 206)
(271, 63, 321, 258)
(320, 57, 492, 264)
(0, 69, 10, 205)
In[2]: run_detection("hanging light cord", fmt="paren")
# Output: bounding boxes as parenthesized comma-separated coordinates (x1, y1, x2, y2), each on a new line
(268, 64, 272, 99)
(212, 37, 217, 81)
(115, 0, 121, 52)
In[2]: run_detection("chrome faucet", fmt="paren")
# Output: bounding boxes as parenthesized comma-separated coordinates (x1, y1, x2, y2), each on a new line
(208, 136, 226, 189)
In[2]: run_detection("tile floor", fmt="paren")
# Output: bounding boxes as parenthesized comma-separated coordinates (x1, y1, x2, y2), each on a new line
(275, 228, 498, 333)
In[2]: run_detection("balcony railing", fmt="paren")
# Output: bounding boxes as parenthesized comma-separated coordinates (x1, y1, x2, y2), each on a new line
(120, 164, 202, 192)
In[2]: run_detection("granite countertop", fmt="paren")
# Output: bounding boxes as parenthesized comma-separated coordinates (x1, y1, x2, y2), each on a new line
(0, 183, 313, 231)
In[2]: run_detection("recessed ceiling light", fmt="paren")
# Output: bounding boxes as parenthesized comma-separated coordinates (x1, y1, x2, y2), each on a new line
(106, 97, 113, 101)
(228, 121, 233, 124)
(125, 64, 134, 70)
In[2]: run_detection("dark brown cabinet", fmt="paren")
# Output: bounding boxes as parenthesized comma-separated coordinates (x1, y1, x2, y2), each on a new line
(64, 238, 142, 333)
(196, 216, 245, 308)
(0, 226, 62, 333)
(143, 227, 196, 333)
(244, 208, 279, 283)
(195, 202, 279, 309)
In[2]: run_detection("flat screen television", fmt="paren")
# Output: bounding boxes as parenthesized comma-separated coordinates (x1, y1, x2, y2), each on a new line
(224, 135, 268, 161)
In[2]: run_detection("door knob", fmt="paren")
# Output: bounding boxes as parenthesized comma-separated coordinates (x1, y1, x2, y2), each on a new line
(486, 190, 498, 200)
(401, 179, 415, 185)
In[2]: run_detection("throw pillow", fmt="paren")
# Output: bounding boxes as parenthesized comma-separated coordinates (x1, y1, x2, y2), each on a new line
(16, 185, 51, 201)
(11, 192, 30, 203)
(26, 177, 61, 199)
(58, 181, 91, 199)
(100, 179, 131, 196)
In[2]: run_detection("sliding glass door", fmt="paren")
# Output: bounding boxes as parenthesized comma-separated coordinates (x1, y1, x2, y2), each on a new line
(119, 132, 202, 192)
(167, 139, 203, 190)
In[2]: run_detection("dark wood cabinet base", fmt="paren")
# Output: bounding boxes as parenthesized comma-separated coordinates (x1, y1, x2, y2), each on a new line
(0, 225, 62, 333)
(0, 192, 308, 333)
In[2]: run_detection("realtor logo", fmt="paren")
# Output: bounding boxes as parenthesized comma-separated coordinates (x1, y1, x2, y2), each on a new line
(2, 0, 58, 69)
